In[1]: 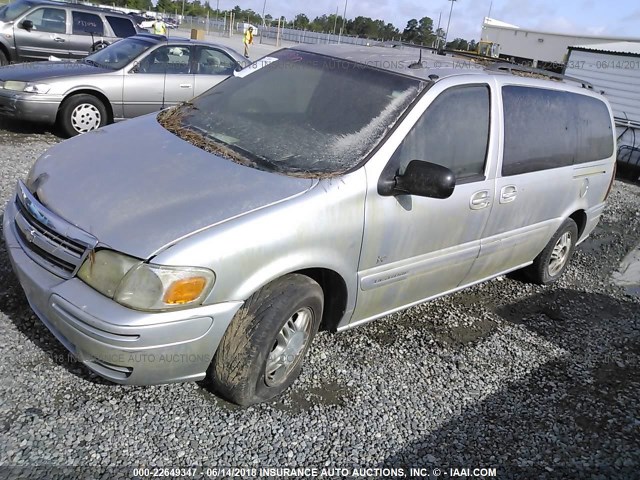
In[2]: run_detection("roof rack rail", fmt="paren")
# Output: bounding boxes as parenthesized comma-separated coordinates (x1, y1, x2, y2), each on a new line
(487, 62, 595, 89)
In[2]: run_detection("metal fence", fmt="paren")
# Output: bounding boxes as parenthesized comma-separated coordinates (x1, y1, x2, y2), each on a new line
(175, 15, 385, 47)
(259, 26, 384, 47)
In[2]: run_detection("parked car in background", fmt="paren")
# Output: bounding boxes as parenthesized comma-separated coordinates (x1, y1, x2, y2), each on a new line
(0, 33, 245, 135)
(165, 18, 179, 29)
(0, 0, 142, 65)
(128, 12, 153, 30)
(2, 45, 616, 406)
(138, 17, 155, 30)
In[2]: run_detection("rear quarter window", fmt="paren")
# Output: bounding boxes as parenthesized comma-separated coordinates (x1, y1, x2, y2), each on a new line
(72, 11, 104, 36)
(106, 16, 136, 38)
(502, 86, 613, 176)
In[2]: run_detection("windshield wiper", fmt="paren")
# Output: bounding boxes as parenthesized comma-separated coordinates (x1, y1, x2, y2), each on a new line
(84, 58, 106, 68)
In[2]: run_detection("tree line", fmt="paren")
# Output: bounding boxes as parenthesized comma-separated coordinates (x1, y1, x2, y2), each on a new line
(100, 1, 477, 50)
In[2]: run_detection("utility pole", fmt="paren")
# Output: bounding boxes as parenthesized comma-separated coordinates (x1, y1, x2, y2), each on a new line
(443, 0, 457, 48)
(487, 0, 493, 19)
(181, 0, 185, 20)
(338, 0, 347, 44)
(434, 11, 442, 49)
(215, 0, 219, 23)
(261, 0, 266, 27)
(332, 5, 338, 35)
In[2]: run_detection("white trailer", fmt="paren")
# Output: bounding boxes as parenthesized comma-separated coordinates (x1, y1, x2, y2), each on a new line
(565, 42, 640, 176)
(481, 17, 640, 68)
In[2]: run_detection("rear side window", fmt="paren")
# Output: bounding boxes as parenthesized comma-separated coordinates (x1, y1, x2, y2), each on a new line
(106, 16, 136, 38)
(502, 86, 613, 176)
(390, 85, 491, 180)
(72, 11, 104, 36)
(196, 47, 237, 75)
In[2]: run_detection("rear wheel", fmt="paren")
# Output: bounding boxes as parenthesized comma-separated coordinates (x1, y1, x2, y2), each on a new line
(90, 41, 109, 52)
(524, 218, 578, 285)
(58, 94, 108, 137)
(0, 50, 8, 66)
(209, 274, 324, 406)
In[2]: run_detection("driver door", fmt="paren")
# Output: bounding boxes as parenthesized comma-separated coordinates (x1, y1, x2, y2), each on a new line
(122, 44, 195, 118)
(13, 6, 69, 60)
(351, 82, 497, 324)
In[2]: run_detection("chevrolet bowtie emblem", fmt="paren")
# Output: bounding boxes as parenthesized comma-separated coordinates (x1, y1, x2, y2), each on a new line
(25, 228, 37, 243)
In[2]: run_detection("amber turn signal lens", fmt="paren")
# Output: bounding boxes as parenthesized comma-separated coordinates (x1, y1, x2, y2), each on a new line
(163, 277, 207, 304)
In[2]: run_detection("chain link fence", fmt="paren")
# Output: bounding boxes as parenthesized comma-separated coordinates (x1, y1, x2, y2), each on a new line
(174, 15, 385, 47)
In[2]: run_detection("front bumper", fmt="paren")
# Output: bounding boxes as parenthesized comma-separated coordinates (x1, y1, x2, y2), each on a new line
(0, 90, 61, 125)
(3, 198, 243, 385)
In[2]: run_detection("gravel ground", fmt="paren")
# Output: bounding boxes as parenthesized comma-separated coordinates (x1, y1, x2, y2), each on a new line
(0, 121, 639, 479)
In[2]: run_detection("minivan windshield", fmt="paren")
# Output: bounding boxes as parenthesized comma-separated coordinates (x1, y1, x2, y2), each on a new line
(0, 0, 33, 21)
(159, 49, 425, 177)
(83, 36, 154, 70)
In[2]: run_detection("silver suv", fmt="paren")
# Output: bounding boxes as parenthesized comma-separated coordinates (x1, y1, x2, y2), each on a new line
(3, 46, 617, 406)
(0, 0, 140, 64)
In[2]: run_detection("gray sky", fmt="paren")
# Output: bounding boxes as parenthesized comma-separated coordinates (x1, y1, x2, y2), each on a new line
(234, 0, 640, 41)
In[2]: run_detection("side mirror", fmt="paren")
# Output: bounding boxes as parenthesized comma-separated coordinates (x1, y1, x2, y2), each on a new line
(129, 61, 139, 73)
(21, 20, 34, 31)
(379, 160, 456, 199)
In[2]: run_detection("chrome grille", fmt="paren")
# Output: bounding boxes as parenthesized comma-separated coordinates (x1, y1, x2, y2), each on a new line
(13, 180, 98, 278)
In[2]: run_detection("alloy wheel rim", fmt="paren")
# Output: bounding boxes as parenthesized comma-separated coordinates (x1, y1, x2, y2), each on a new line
(265, 307, 313, 387)
(71, 104, 101, 133)
(548, 231, 572, 277)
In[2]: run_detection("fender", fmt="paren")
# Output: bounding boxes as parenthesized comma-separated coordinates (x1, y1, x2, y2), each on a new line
(0, 36, 15, 63)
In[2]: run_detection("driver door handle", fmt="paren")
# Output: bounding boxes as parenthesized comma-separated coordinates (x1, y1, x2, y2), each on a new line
(53, 37, 66, 42)
(180, 84, 192, 88)
(470, 190, 491, 210)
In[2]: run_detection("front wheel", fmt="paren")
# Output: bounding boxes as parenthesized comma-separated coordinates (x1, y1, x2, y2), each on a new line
(524, 218, 578, 285)
(0, 50, 8, 66)
(58, 94, 108, 137)
(209, 274, 324, 406)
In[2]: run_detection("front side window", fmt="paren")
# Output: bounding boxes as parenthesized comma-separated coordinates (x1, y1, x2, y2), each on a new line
(138, 45, 191, 74)
(502, 86, 614, 176)
(159, 49, 425, 177)
(389, 85, 491, 180)
(106, 16, 136, 38)
(24, 7, 66, 34)
(72, 11, 104, 36)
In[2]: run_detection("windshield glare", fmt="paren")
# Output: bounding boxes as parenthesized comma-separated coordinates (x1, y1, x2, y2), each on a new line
(0, 0, 33, 21)
(162, 50, 424, 177)
(84, 37, 153, 70)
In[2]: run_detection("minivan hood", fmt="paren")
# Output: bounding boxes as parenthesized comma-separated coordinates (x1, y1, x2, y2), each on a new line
(28, 115, 316, 259)
(0, 61, 111, 82)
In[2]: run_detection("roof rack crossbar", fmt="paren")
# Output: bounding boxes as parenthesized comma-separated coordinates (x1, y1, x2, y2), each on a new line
(487, 62, 595, 89)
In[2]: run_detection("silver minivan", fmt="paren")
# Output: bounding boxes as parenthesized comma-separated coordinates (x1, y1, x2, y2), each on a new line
(3, 45, 616, 405)
(0, 0, 140, 65)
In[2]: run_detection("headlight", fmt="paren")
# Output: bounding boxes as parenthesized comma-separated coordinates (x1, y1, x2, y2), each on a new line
(3, 81, 26, 91)
(77, 250, 215, 311)
(23, 83, 51, 94)
(2, 81, 51, 94)
(77, 250, 141, 298)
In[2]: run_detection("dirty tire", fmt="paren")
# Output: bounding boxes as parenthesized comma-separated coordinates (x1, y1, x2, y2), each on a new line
(524, 218, 578, 285)
(209, 274, 323, 406)
(58, 94, 107, 137)
(0, 50, 7, 66)
(90, 41, 109, 52)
